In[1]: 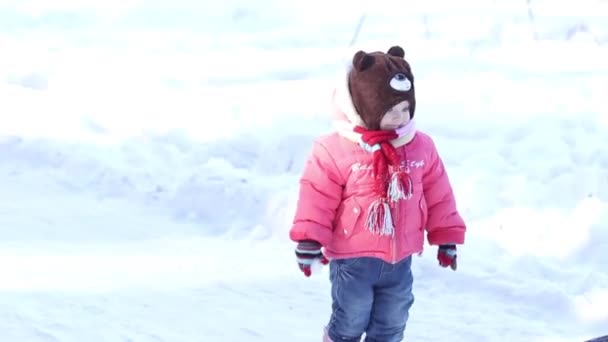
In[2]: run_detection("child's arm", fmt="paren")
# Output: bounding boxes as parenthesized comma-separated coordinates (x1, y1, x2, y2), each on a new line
(422, 138, 466, 246)
(289, 140, 343, 247)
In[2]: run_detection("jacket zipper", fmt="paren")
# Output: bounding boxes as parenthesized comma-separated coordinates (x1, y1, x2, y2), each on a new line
(393, 202, 401, 264)
(420, 198, 425, 231)
(392, 198, 398, 264)
(391, 158, 402, 264)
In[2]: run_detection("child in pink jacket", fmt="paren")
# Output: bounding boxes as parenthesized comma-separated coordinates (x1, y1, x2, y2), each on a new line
(289, 46, 467, 342)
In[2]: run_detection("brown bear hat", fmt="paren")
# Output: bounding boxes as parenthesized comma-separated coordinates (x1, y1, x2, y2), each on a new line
(348, 45, 416, 130)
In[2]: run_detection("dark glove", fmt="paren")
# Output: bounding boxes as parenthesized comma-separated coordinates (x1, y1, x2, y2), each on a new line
(295, 240, 329, 277)
(437, 244, 457, 271)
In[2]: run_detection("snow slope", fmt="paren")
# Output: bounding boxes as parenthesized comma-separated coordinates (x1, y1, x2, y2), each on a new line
(1, 0, 607, 341)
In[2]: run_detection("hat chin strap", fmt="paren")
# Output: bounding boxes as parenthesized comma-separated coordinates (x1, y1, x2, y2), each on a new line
(394, 118, 416, 136)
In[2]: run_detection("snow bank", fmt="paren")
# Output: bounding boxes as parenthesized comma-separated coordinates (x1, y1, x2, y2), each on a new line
(0, 130, 312, 239)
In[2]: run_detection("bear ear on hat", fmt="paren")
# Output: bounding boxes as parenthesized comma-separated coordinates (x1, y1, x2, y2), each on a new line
(352, 50, 375, 71)
(387, 45, 405, 58)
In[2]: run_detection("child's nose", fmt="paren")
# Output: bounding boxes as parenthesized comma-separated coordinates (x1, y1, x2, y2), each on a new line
(387, 111, 404, 121)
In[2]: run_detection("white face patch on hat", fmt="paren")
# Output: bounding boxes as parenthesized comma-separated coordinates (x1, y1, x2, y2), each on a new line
(390, 73, 411, 92)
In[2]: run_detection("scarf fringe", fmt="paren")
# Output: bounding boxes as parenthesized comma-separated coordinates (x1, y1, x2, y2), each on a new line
(388, 172, 413, 202)
(364, 172, 414, 236)
(365, 200, 395, 236)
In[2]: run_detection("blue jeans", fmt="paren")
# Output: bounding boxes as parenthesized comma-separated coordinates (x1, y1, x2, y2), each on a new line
(326, 256, 414, 342)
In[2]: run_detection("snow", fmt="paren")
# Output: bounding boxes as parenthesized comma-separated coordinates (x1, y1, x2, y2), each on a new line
(1, 0, 607, 341)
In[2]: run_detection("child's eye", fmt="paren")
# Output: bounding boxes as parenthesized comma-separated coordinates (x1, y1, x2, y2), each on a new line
(390, 73, 411, 92)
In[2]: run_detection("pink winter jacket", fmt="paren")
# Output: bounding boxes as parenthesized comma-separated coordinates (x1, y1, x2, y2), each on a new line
(289, 74, 466, 264)
(289, 131, 466, 264)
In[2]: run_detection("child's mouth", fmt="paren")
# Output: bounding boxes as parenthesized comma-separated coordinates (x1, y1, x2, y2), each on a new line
(387, 123, 405, 130)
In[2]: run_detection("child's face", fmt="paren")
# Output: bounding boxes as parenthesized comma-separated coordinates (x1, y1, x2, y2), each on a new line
(379, 100, 410, 130)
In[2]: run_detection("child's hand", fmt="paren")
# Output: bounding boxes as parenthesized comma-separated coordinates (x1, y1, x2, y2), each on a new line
(295, 240, 329, 277)
(437, 244, 457, 271)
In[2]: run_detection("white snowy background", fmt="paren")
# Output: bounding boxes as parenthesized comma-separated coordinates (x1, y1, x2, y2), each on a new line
(0, 0, 607, 341)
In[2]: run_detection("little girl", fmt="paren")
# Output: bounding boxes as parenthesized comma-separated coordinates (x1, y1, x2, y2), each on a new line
(289, 45, 466, 342)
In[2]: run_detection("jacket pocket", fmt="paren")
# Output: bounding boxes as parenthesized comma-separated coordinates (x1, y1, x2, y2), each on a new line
(335, 196, 363, 238)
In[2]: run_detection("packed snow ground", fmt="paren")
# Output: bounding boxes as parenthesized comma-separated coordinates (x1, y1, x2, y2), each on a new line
(1, 0, 607, 341)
